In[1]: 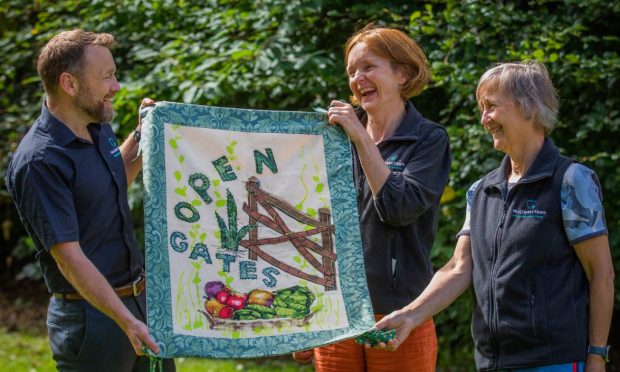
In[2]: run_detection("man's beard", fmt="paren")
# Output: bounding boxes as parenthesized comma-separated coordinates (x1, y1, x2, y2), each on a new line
(75, 88, 115, 123)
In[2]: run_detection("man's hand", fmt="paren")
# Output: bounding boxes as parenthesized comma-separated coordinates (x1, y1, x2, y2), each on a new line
(138, 97, 156, 130)
(140, 97, 156, 108)
(123, 316, 160, 356)
(122, 97, 156, 185)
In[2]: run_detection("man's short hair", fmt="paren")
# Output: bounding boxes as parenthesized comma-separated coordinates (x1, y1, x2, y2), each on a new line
(37, 29, 116, 96)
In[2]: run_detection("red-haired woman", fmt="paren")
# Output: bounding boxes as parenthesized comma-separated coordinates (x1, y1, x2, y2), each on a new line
(295, 23, 451, 372)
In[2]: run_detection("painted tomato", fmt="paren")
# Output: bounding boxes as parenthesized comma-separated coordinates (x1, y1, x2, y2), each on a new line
(216, 290, 231, 304)
(218, 306, 234, 319)
(226, 294, 247, 310)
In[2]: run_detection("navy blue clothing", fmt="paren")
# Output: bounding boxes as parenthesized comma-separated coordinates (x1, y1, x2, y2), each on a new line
(6, 102, 174, 372)
(353, 101, 451, 314)
(47, 291, 174, 372)
(5, 102, 143, 292)
(466, 139, 601, 370)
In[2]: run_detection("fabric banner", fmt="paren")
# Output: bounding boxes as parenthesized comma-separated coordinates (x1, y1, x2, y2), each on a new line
(141, 102, 374, 358)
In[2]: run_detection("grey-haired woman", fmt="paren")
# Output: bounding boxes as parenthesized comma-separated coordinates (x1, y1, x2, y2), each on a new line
(373, 61, 614, 372)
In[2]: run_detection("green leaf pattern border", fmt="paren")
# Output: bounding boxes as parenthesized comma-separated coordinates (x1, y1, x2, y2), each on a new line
(141, 101, 373, 358)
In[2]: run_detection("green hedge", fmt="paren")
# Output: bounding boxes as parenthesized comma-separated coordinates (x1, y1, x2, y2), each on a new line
(1, 1, 618, 368)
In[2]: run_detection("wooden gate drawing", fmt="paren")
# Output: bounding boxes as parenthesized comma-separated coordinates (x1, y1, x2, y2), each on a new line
(239, 176, 337, 291)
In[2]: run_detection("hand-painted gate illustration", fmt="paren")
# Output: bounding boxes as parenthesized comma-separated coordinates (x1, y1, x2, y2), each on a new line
(241, 176, 337, 291)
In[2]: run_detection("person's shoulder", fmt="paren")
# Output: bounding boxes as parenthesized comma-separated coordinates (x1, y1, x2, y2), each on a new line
(406, 101, 446, 134)
(418, 113, 445, 130)
(6, 134, 53, 193)
(417, 119, 448, 145)
(562, 163, 599, 186)
(467, 179, 483, 200)
(424, 121, 448, 136)
(10, 121, 52, 167)
(470, 178, 483, 190)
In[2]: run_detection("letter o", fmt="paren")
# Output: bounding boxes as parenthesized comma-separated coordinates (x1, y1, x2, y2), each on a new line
(174, 201, 200, 223)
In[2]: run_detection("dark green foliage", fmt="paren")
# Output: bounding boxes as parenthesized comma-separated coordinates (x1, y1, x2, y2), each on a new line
(1, 0, 618, 367)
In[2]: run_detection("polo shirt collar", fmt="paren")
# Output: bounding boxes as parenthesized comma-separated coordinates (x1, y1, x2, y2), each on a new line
(38, 99, 97, 146)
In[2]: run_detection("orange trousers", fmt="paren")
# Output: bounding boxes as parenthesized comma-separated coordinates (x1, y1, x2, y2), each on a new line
(313, 316, 437, 372)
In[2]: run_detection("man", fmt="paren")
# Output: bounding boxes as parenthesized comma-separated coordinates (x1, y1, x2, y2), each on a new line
(5, 29, 174, 371)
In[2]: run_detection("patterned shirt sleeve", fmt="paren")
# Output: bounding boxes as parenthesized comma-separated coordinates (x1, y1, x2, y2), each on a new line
(561, 163, 608, 245)
(457, 179, 482, 237)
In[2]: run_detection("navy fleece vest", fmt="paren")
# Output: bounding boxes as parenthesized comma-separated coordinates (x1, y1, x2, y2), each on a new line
(469, 140, 588, 370)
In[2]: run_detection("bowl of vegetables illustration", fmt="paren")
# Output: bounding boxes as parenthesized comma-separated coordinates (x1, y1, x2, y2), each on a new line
(200, 280, 316, 330)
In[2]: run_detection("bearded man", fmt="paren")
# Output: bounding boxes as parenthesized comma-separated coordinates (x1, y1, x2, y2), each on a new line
(5, 29, 174, 372)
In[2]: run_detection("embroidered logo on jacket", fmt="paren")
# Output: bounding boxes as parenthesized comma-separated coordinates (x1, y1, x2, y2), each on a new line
(385, 153, 405, 171)
(512, 198, 547, 219)
(108, 137, 121, 158)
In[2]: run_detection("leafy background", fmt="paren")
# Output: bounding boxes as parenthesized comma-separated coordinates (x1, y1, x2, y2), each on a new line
(1, 0, 618, 368)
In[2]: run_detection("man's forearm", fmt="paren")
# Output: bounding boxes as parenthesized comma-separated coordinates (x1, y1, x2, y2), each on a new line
(51, 242, 138, 332)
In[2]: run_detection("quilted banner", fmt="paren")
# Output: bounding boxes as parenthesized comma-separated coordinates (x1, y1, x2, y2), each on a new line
(140, 102, 374, 358)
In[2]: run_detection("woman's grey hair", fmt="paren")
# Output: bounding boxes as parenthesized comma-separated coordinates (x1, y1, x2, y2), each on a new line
(476, 60, 559, 135)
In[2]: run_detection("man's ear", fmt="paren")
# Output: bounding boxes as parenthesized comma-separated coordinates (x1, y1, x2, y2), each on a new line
(58, 72, 79, 97)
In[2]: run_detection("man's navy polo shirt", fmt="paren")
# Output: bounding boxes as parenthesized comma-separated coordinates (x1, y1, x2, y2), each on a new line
(5, 102, 143, 293)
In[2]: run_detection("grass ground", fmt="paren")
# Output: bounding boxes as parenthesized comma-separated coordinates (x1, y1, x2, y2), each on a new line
(0, 329, 56, 372)
(0, 328, 313, 372)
